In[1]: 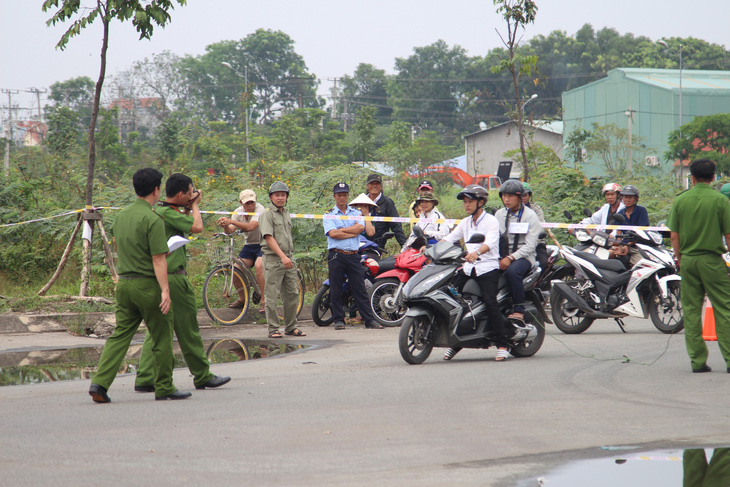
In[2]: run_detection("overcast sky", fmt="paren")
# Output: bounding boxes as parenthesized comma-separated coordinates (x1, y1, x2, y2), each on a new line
(1, 0, 728, 118)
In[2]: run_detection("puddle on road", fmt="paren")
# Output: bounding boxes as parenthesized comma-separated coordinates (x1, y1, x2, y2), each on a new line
(0, 338, 309, 387)
(513, 447, 730, 486)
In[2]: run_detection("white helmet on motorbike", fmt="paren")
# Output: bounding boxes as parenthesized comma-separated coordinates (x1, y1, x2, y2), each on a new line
(601, 182, 621, 195)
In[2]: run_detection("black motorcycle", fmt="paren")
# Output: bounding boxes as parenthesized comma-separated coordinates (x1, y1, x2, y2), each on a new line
(397, 232, 547, 364)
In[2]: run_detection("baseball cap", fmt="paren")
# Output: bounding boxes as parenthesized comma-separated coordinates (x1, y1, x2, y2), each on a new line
(418, 180, 433, 190)
(333, 182, 350, 194)
(366, 174, 383, 184)
(239, 189, 257, 203)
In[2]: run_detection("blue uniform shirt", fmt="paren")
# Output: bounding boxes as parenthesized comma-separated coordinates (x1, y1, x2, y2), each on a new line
(323, 205, 362, 251)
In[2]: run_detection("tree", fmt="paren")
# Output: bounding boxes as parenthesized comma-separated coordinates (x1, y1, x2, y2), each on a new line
(338, 63, 392, 122)
(388, 40, 471, 128)
(584, 122, 647, 175)
(352, 106, 377, 163)
(178, 29, 320, 125)
(45, 106, 80, 156)
(665, 114, 730, 173)
(491, 0, 539, 181)
(41, 0, 187, 296)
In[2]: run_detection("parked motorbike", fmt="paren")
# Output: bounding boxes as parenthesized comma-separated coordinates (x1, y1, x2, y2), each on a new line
(368, 235, 428, 327)
(311, 235, 393, 326)
(397, 232, 547, 365)
(550, 228, 683, 334)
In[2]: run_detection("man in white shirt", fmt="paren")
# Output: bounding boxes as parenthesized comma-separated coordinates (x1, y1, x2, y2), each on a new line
(442, 184, 510, 362)
(580, 182, 625, 227)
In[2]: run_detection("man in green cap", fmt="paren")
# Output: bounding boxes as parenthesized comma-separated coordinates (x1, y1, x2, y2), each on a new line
(89, 168, 190, 403)
(134, 173, 230, 393)
(668, 159, 730, 373)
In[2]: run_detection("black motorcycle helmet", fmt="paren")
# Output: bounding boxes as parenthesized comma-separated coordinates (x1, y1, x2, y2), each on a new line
(457, 184, 488, 216)
(620, 184, 639, 198)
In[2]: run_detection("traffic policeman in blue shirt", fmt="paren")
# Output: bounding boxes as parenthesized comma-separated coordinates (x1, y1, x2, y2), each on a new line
(323, 182, 382, 331)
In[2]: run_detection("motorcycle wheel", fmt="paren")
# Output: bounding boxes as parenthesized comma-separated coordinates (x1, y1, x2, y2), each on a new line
(510, 307, 546, 357)
(550, 281, 595, 334)
(649, 281, 684, 334)
(312, 285, 334, 327)
(398, 315, 434, 364)
(369, 277, 407, 327)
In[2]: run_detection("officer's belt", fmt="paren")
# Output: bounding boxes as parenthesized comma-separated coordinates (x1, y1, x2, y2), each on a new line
(118, 275, 154, 280)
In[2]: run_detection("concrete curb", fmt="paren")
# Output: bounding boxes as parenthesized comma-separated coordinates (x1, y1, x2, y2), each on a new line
(0, 305, 314, 335)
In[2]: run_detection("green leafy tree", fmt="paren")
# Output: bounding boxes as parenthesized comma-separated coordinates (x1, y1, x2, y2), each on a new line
(338, 63, 392, 122)
(156, 116, 183, 165)
(584, 122, 648, 175)
(665, 114, 730, 173)
(388, 40, 471, 128)
(491, 0, 539, 181)
(178, 29, 319, 125)
(45, 106, 80, 156)
(352, 106, 377, 163)
(43, 0, 187, 208)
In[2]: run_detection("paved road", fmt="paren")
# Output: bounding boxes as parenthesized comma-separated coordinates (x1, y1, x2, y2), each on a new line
(1, 316, 728, 486)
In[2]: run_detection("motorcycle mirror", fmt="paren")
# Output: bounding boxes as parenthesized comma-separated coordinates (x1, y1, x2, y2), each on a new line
(466, 233, 485, 244)
(583, 208, 592, 218)
(488, 207, 497, 215)
(382, 231, 396, 240)
(538, 232, 547, 239)
(563, 210, 573, 221)
(610, 213, 626, 224)
(412, 227, 425, 238)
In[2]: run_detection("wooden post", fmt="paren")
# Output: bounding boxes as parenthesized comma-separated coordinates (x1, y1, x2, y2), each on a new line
(95, 217, 117, 282)
(38, 216, 83, 296)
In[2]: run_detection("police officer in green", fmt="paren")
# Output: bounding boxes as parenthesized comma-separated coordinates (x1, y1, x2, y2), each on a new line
(259, 181, 305, 338)
(89, 168, 190, 403)
(668, 159, 730, 373)
(134, 173, 231, 393)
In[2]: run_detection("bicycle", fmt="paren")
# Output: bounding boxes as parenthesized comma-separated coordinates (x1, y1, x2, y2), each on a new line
(202, 232, 304, 325)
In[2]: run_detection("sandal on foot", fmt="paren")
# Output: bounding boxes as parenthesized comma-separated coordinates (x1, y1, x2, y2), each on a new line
(228, 299, 246, 309)
(347, 316, 364, 324)
(259, 304, 266, 314)
(335, 322, 346, 330)
(444, 348, 462, 361)
(495, 348, 510, 362)
(268, 330, 283, 338)
(285, 328, 306, 337)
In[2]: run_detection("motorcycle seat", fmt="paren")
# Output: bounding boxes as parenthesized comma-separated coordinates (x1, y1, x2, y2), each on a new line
(572, 250, 627, 272)
(377, 256, 396, 274)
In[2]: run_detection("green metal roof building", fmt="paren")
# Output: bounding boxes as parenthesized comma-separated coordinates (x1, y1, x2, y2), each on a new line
(562, 68, 730, 177)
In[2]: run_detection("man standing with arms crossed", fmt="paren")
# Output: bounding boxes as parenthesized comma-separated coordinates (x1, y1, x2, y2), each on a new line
(89, 168, 190, 403)
(134, 173, 230, 393)
(668, 159, 730, 373)
(323, 182, 382, 331)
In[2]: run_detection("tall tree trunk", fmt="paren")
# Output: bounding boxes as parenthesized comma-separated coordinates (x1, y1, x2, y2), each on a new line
(80, 12, 110, 296)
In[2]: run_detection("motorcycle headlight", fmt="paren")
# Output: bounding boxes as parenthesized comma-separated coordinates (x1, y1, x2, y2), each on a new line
(592, 234, 607, 247)
(648, 231, 663, 245)
(576, 230, 590, 242)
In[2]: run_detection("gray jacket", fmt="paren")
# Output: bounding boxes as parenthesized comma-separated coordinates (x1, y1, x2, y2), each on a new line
(494, 205, 543, 265)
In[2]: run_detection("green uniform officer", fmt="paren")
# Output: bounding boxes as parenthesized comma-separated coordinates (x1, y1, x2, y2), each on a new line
(259, 181, 305, 338)
(668, 159, 730, 373)
(89, 168, 190, 403)
(134, 173, 230, 392)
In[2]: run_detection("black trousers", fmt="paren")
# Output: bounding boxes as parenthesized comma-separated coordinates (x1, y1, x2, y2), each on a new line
(328, 250, 376, 324)
(453, 268, 508, 347)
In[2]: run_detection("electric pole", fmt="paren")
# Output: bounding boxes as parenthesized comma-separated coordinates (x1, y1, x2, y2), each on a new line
(2, 90, 18, 175)
(624, 106, 635, 172)
(27, 88, 47, 121)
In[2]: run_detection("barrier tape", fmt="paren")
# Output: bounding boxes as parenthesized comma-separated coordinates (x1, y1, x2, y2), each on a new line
(1, 207, 671, 233)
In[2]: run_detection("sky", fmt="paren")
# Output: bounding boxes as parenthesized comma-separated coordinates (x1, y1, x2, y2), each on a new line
(1, 0, 729, 119)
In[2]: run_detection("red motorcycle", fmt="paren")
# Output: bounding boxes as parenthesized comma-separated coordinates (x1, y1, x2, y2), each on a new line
(367, 245, 427, 327)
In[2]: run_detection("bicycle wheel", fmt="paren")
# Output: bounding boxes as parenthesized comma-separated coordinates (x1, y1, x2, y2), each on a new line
(275, 269, 305, 320)
(202, 265, 250, 325)
(206, 338, 250, 363)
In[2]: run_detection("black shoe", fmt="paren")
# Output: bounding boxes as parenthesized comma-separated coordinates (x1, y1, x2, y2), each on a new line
(692, 365, 712, 373)
(365, 321, 384, 329)
(195, 375, 231, 390)
(89, 384, 111, 403)
(134, 384, 155, 393)
(155, 390, 192, 401)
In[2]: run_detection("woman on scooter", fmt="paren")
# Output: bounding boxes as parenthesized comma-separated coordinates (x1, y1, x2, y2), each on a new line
(402, 191, 451, 250)
(441, 185, 511, 362)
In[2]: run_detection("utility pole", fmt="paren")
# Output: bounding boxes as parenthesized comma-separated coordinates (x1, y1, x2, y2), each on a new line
(624, 105, 635, 173)
(330, 78, 338, 121)
(2, 90, 18, 175)
(343, 99, 349, 133)
(27, 88, 47, 121)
